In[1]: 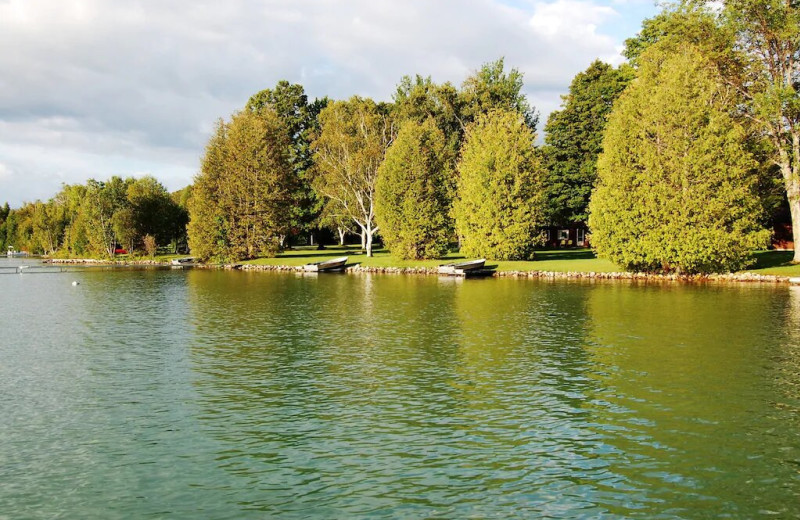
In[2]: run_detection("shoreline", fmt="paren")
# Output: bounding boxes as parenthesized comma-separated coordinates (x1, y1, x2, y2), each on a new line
(239, 262, 793, 285)
(45, 257, 796, 284)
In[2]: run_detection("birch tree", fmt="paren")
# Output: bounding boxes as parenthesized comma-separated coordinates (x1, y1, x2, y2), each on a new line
(312, 97, 394, 256)
(724, 0, 800, 262)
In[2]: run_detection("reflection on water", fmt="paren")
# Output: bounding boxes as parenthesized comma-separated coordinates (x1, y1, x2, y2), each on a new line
(1, 265, 799, 518)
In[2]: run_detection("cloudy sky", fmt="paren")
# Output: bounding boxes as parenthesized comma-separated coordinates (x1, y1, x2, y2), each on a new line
(0, 0, 658, 207)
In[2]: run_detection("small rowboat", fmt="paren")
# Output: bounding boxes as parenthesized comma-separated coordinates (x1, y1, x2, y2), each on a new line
(170, 257, 196, 266)
(303, 256, 348, 272)
(437, 258, 486, 275)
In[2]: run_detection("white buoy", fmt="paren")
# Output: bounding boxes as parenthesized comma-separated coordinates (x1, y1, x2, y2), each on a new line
(72, 281, 80, 286)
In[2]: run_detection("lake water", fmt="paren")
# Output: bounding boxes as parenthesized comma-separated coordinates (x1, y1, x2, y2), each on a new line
(1, 258, 799, 519)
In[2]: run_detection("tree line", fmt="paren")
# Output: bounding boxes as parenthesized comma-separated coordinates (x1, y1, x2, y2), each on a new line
(0, 176, 188, 258)
(3, 0, 797, 273)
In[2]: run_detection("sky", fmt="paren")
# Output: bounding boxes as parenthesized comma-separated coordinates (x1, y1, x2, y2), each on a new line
(0, 0, 659, 207)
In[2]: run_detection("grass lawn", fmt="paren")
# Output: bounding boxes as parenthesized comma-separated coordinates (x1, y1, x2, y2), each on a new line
(243, 246, 800, 276)
(244, 246, 620, 273)
(744, 250, 800, 276)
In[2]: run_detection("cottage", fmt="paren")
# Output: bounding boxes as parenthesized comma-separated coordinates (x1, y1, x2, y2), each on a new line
(541, 224, 589, 248)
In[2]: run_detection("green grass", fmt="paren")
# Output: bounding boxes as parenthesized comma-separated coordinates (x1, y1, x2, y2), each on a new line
(743, 250, 800, 276)
(243, 246, 619, 273)
(243, 246, 800, 276)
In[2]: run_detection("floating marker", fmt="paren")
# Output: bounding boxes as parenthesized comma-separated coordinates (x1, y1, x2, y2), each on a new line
(72, 281, 80, 286)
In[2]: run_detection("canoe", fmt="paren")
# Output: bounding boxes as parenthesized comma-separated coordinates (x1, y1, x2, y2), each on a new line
(303, 256, 348, 272)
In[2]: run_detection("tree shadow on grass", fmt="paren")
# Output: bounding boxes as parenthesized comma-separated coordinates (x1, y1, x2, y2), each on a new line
(534, 249, 596, 261)
(278, 249, 363, 259)
(751, 250, 795, 270)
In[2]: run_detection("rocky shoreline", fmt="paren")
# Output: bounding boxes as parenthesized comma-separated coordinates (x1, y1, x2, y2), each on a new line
(236, 263, 792, 284)
(47, 258, 166, 265)
(45, 257, 794, 284)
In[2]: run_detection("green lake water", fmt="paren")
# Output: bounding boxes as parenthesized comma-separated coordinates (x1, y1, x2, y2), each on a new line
(1, 259, 799, 518)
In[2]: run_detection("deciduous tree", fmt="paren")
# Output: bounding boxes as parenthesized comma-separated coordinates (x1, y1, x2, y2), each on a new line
(312, 97, 394, 257)
(723, 0, 800, 262)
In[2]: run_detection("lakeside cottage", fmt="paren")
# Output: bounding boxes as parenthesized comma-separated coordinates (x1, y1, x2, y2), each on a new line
(541, 224, 590, 248)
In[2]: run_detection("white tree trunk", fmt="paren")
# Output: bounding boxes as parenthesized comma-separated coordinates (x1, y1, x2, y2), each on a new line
(360, 230, 366, 250)
(365, 230, 373, 257)
(778, 143, 800, 263)
(338, 227, 346, 246)
(789, 188, 800, 263)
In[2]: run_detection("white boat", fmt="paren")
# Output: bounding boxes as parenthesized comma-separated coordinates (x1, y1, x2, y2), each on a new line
(6, 247, 27, 258)
(437, 258, 486, 274)
(303, 256, 348, 272)
(170, 257, 196, 266)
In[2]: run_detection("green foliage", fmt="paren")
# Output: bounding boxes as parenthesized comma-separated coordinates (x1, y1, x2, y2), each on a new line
(0, 202, 9, 251)
(312, 97, 394, 256)
(112, 207, 137, 255)
(453, 109, 546, 260)
(85, 177, 132, 257)
(246, 81, 328, 238)
(376, 119, 453, 259)
(542, 60, 634, 225)
(588, 43, 769, 274)
(723, 0, 800, 261)
(188, 109, 294, 262)
(622, 6, 734, 68)
(460, 58, 538, 131)
(126, 176, 187, 252)
(393, 75, 463, 165)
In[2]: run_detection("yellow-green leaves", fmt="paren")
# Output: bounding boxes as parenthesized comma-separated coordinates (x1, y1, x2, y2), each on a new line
(589, 43, 769, 274)
(188, 109, 294, 262)
(453, 109, 545, 260)
(376, 119, 453, 260)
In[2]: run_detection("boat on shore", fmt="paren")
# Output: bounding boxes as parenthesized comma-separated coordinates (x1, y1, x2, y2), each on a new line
(437, 258, 489, 276)
(303, 256, 348, 272)
(6, 247, 28, 258)
(170, 257, 197, 267)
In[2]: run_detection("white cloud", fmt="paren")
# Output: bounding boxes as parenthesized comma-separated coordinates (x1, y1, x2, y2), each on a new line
(0, 161, 12, 180)
(0, 0, 658, 206)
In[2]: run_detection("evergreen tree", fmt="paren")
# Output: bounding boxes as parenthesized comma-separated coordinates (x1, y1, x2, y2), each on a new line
(376, 118, 453, 259)
(542, 60, 634, 225)
(460, 58, 538, 131)
(393, 75, 463, 164)
(245, 81, 327, 243)
(188, 109, 294, 262)
(588, 43, 769, 274)
(453, 109, 546, 260)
